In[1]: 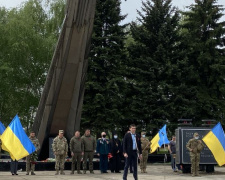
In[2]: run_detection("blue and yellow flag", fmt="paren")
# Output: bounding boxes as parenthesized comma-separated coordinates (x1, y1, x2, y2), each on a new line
(1, 115, 36, 160)
(0, 121, 6, 135)
(150, 124, 170, 153)
(203, 122, 225, 166)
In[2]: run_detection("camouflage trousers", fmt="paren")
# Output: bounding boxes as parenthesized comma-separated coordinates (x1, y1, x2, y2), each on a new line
(83, 151, 94, 171)
(140, 151, 148, 170)
(55, 155, 66, 170)
(71, 153, 82, 172)
(26, 155, 35, 173)
(190, 153, 200, 175)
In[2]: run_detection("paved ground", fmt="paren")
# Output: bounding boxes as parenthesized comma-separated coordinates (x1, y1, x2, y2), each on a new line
(0, 164, 225, 180)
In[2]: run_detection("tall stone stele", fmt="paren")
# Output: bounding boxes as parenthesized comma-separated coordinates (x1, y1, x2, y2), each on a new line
(32, 0, 97, 159)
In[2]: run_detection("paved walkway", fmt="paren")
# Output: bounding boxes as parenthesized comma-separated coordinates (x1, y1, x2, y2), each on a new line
(0, 165, 225, 180)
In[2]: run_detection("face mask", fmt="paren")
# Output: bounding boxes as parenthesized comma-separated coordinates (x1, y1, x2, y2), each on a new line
(142, 135, 145, 138)
(195, 136, 199, 140)
(114, 135, 118, 139)
(102, 135, 106, 138)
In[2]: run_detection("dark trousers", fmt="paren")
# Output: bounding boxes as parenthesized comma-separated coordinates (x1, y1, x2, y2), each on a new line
(110, 153, 121, 172)
(170, 154, 180, 170)
(83, 152, 94, 171)
(170, 154, 176, 170)
(11, 159, 18, 174)
(71, 153, 82, 172)
(123, 151, 138, 180)
(130, 159, 133, 172)
(99, 154, 108, 172)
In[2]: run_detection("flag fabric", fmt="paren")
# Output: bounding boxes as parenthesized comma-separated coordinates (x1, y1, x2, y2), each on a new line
(0, 121, 6, 135)
(203, 122, 225, 166)
(1, 115, 36, 160)
(150, 124, 170, 153)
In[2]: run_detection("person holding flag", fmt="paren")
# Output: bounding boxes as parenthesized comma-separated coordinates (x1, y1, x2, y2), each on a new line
(26, 131, 40, 175)
(1, 115, 36, 175)
(140, 132, 150, 173)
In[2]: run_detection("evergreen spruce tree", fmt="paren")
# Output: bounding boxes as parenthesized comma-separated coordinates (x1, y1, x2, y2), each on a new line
(82, 0, 127, 135)
(179, 0, 225, 125)
(126, 0, 181, 131)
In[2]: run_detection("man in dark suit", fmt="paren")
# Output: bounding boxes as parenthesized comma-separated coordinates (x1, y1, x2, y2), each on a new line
(123, 124, 142, 180)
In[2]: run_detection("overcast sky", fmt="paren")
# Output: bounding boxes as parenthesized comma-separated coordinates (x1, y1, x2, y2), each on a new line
(0, 0, 225, 23)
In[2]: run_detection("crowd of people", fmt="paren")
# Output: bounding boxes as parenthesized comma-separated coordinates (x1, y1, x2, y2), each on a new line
(51, 124, 148, 180)
(0, 124, 205, 179)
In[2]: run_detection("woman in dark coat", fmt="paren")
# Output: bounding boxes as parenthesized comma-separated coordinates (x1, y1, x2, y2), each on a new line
(110, 132, 122, 173)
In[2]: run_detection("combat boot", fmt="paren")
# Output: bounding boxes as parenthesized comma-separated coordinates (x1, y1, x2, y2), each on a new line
(83, 170, 86, 174)
(60, 170, 65, 175)
(144, 169, 147, 173)
(77, 170, 82, 174)
(31, 172, 36, 175)
(70, 171, 74, 174)
(55, 170, 59, 175)
(90, 170, 94, 174)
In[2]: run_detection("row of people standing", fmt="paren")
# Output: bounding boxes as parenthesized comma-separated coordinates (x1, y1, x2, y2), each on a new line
(52, 128, 146, 175)
(20, 126, 149, 177)
(52, 129, 96, 175)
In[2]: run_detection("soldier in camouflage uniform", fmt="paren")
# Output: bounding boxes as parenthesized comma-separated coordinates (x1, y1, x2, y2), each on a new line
(140, 132, 150, 173)
(70, 131, 83, 174)
(26, 131, 40, 175)
(186, 132, 204, 177)
(81, 129, 96, 174)
(52, 130, 68, 175)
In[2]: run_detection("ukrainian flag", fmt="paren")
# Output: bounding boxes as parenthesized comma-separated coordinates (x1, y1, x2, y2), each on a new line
(203, 122, 225, 166)
(150, 124, 170, 153)
(0, 121, 6, 135)
(1, 115, 36, 160)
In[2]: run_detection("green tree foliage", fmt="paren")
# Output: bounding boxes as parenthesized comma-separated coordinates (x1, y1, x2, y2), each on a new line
(1, 0, 225, 134)
(81, 0, 128, 135)
(0, 0, 65, 128)
(125, 0, 181, 132)
(179, 0, 225, 125)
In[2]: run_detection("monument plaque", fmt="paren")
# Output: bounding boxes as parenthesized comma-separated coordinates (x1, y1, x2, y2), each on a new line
(176, 127, 217, 165)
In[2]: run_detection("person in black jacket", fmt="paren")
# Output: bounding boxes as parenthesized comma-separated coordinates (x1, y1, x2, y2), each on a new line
(110, 132, 122, 173)
(123, 124, 142, 180)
